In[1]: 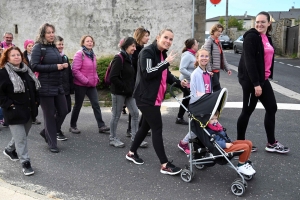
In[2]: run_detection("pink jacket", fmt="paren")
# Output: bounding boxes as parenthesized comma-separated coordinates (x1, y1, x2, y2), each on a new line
(72, 50, 99, 87)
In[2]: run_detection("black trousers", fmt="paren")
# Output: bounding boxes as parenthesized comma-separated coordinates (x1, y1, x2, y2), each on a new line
(130, 106, 168, 164)
(212, 71, 221, 92)
(40, 94, 68, 148)
(237, 79, 277, 144)
(177, 87, 190, 119)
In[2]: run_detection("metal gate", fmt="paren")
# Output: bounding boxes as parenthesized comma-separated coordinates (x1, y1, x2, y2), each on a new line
(286, 25, 299, 55)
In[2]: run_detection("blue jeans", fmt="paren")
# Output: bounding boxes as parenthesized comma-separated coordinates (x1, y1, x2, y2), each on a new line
(0, 107, 3, 120)
(110, 94, 139, 139)
(70, 85, 105, 128)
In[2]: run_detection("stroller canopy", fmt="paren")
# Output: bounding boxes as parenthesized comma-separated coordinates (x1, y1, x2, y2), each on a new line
(189, 88, 228, 127)
(189, 88, 228, 155)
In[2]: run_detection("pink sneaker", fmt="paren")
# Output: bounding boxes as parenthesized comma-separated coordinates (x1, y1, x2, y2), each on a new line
(178, 140, 190, 154)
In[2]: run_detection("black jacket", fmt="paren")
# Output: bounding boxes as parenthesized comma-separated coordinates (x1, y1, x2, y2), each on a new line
(23, 50, 32, 69)
(238, 28, 275, 87)
(62, 55, 74, 95)
(110, 51, 135, 96)
(133, 41, 181, 106)
(31, 43, 65, 96)
(0, 64, 39, 125)
(132, 44, 143, 76)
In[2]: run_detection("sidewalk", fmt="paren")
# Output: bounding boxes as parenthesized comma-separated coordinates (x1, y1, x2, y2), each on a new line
(0, 178, 56, 200)
(0, 70, 182, 200)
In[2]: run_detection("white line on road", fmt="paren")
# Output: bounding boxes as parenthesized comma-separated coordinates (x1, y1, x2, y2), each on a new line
(287, 64, 293, 66)
(228, 64, 300, 101)
(162, 102, 300, 110)
(295, 66, 300, 68)
(279, 62, 285, 64)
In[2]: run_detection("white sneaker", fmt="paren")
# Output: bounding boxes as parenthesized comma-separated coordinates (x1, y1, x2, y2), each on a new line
(245, 163, 256, 174)
(237, 163, 255, 176)
(109, 137, 125, 148)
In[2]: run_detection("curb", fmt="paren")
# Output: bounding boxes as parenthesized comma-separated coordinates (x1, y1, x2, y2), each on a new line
(0, 178, 54, 200)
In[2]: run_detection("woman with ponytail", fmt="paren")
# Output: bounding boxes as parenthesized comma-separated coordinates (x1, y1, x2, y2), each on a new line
(237, 11, 289, 154)
(175, 38, 198, 125)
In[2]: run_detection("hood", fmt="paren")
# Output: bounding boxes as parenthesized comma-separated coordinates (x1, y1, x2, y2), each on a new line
(243, 28, 260, 38)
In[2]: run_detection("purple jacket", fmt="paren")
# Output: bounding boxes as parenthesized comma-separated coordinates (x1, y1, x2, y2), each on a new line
(72, 50, 99, 87)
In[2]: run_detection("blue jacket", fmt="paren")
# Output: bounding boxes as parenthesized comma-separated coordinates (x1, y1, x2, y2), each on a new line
(207, 128, 231, 149)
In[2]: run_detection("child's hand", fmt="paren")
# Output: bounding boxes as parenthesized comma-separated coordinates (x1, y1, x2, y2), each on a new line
(226, 143, 233, 148)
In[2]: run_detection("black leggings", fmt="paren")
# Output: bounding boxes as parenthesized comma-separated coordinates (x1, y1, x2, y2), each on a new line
(130, 106, 168, 164)
(237, 79, 277, 144)
(177, 87, 190, 119)
(212, 72, 221, 92)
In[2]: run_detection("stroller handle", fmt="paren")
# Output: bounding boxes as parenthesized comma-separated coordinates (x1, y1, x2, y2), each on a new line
(170, 82, 177, 98)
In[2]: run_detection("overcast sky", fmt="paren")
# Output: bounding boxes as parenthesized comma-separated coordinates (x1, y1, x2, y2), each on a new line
(206, 0, 298, 19)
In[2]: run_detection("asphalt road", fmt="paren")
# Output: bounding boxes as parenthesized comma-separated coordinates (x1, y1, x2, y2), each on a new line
(0, 53, 300, 199)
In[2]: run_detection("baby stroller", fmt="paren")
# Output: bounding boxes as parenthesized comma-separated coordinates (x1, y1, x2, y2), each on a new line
(170, 84, 254, 196)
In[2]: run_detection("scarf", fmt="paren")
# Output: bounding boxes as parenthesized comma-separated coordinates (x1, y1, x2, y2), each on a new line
(187, 49, 196, 55)
(4, 62, 41, 93)
(120, 49, 132, 63)
(82, 46, 94, 61)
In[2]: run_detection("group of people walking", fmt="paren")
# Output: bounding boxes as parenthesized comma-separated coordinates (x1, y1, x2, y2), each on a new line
(0, 11, 289, 177)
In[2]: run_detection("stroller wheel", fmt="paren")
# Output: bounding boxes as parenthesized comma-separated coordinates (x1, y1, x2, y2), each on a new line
(233, 178, 248, 188)
(242, 173, 255, 181)
(180, 169, 194, 183)
(231, 180, 246, 196)
(195, 164, 205, 170)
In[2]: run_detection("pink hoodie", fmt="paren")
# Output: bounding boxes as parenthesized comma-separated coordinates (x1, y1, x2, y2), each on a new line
(72, 50, 99, 87)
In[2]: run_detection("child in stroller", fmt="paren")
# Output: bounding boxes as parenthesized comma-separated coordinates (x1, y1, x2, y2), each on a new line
(207, 111, 256, 176)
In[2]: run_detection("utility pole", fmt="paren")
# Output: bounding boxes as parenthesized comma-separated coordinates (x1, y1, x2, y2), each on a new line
(225, 0, 228, 34)
(192, 0, 195, 37)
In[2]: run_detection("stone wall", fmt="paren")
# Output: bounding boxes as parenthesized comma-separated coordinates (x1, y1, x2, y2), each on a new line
(0, 0, 206, 63)
(272, 19, 287, 55)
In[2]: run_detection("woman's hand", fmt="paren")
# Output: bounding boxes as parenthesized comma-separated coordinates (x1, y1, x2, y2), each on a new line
(165, 51, 177, 64)
(57, 63, 68, 70)
(62, 63, 68, 68)
(226, 143, 233, 148)
(181, 79, 188, 88)
(227, 70, 232, 75)
(254, 85, 262, 97)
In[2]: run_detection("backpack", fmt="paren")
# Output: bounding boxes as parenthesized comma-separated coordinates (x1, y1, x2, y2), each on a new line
(34, 44, 47, 78)
(104, 53, 124, 85)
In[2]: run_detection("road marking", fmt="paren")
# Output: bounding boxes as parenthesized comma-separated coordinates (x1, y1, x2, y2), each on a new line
(229, 64, 300, 101)
(287, 64, 293, 66)
(161, 102, 300, 110)
(279, 62, 284, 64)
(295, 66, 300, 68)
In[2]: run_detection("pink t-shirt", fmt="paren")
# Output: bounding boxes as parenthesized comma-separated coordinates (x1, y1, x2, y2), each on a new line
(155, 52, 167, 106)
(261, 34, 274, 79)
(203, 72, 211, 93)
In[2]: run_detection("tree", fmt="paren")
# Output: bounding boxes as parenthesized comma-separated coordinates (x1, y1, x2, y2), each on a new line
(219, 17, 225, 26)
(295, 16, 300, 25)
(228, 17, 244, 30)
(219, 16, 244, 31)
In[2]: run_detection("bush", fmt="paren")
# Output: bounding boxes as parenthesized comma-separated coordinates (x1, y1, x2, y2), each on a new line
(96, 55, 114, 89)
